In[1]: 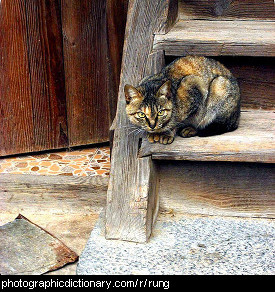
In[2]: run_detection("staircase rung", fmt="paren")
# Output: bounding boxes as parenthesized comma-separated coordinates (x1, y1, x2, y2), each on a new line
(153, 20, 275, 57)
(139, 110, 275, 163)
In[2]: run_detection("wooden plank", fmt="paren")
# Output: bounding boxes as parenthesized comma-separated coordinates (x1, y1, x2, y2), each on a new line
(139, 110, 275, 163)
(0, 0, 68, 156)
(40, 0, 68, 149)
(25, 0, 68, 150)
(158, 160, 275, 219)
(106, 0, 129, 150)
(106, 0, 129, 125)
(0, 0, 34, 156)
(0, 174, 108, 215)
(106, 0, 177, 243)
(61, 0, 110, 147)
(179, 0, 275, 20)
(153, 20, 275, 57)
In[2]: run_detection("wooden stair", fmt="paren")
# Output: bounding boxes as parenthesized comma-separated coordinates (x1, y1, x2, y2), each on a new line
(153, 20, 275, 57)
(105, 0, 275, 243)
(140, 110, 275, 163)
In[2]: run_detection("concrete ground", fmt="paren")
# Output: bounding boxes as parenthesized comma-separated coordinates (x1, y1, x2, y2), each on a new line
(77, 212, 275, 275)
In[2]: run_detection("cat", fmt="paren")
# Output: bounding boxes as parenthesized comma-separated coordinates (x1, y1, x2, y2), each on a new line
(124, 55, 241, 144)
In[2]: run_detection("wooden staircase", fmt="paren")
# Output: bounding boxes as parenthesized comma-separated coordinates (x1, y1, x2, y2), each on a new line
(105, 0, 275, 243)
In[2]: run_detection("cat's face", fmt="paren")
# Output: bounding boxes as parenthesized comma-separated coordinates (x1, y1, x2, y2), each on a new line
(124, 81, 173, 133)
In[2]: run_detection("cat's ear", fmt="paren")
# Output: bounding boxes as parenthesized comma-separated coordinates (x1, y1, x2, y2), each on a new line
(157, 80, 171, 99)
(124, 84, 143, 104)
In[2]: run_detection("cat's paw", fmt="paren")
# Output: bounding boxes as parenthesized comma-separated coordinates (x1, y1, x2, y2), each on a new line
(179, 127, 197, 138)
(147, 133, 160, 143)
(147, 133, 174, 144)
(159, 134, 174, 144)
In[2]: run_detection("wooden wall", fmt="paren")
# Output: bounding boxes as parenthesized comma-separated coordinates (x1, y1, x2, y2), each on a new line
(0, 0, 128, 156)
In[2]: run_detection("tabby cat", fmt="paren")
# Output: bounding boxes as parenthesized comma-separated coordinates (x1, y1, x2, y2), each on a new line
(124, 56, 241, 144)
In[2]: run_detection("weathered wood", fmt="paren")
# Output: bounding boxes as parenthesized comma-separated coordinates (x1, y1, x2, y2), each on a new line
(0, 174, 108, 215)
(0, 173, 107, 275)
(106, 0, 129, 125)
(105, 0, 177, 243)
(179, 0, 275, 20)
(158, 160, 275, 219)
(222, 57, 275, 110)
(153, 20, 275, 56)
(140, 110, 275, 163)
(106, 0, 129, 150)
(106, 52, 164, 243)
(0, 0, 68, 156)
(61, 0, 110, 147)
(157, 0, 179, 34)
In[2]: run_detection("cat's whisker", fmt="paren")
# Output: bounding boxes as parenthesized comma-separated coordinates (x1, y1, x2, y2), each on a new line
(127, 127, 146, 138)
(127, 128, 141, 136)
(116, 125, 139, 131)
(116, 125, 138, 129)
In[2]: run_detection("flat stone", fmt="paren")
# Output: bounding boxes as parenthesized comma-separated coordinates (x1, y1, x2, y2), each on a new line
(0, 215, 78, 275)
(77, 213, 275, 275)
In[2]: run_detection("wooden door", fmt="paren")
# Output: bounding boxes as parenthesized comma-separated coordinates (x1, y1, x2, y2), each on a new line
(0, 0, 127, 156)
(0, 0, 68, 156)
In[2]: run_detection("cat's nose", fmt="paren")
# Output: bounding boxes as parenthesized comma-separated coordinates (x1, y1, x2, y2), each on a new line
(149, 122, 156, 129)
(148, 118, 156, 129)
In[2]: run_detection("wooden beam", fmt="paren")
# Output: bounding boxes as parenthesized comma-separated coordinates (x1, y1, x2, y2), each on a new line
(105, 0, 178, 243)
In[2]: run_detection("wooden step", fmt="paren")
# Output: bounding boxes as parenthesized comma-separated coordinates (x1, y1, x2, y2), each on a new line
(139, 110, 275, 163)
(153, 20, 275, 56)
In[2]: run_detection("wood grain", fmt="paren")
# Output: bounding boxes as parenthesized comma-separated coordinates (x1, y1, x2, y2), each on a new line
(61, 0, 110, 147)
(156, 0, 179, 34)
(179, 0, 275, 20)
(106, 0, 129, 150)
(153, 20, 275, 57)
(158, 160, 275, 219)
(0, 0, 68, 156)
(0, 0, 34, 155)
(105, 0, 177, 243)
(0, 174, 108, 215)
(106, 0, 129, 125)
(140, 110, 275, 163)
(221, 57, 275, 110)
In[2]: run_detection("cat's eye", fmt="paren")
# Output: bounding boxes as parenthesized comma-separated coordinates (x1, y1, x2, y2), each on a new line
(137, 112, 146, 118)
(158, 110, 165, 116)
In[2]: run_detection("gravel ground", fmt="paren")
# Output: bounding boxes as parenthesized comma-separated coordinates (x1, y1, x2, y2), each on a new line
(77, 213, 275, 275)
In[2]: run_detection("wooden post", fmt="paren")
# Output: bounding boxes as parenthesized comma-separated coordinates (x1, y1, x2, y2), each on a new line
(105, 0, 178, 243)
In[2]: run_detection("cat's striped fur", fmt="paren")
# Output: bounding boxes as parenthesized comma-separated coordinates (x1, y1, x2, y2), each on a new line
(125, 56, 241, 144)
